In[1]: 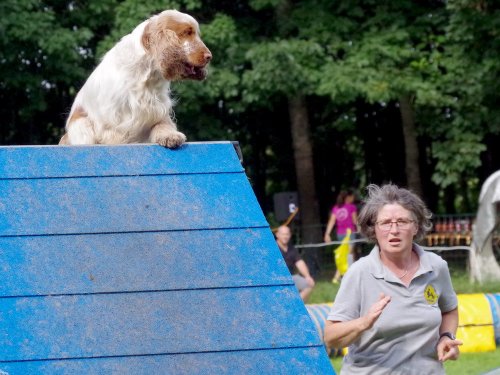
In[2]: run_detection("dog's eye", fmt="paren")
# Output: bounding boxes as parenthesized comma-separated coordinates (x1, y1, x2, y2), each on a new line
(183, 28, 194, 37)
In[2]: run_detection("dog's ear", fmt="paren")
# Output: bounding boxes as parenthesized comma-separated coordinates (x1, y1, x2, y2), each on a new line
(142, 19, 182, 52)
(141, 22, 152, 51)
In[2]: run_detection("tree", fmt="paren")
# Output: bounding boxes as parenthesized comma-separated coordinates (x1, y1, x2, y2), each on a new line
(435, 0, 500, 188)
(239, 2, 326, 262)
(0, 0, 119, 144)
(316, 1, 454, 197)
(444, 0, 500, 281)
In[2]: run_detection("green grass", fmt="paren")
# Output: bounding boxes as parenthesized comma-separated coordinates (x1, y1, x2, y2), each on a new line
(329, 349, 500, 375)
(309, 267, 500, 374)
(443, 348, 500, 374)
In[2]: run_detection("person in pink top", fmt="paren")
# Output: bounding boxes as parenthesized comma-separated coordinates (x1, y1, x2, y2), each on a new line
(324, 190, 358, 283)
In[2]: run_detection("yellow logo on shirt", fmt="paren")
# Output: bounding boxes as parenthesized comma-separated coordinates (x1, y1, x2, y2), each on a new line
(424, 284, 438, 304)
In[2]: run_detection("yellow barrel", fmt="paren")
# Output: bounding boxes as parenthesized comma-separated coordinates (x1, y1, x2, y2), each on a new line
(457, 294, 496, 352)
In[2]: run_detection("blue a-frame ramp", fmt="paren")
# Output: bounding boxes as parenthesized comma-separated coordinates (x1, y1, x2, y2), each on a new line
(0, 142, 334, 374)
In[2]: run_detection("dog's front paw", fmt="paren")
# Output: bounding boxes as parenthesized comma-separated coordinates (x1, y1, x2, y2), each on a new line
(156, 131, 187, 148)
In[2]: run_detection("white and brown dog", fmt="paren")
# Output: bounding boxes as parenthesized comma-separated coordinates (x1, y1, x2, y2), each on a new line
(60, 10, 212, 148)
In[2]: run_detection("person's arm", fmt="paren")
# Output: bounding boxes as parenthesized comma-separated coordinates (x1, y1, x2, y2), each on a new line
(295, 259, 315, 286)
(437, 308, 462, 362)
(324, 213, 336, 242)
(324, 293, 391, 348)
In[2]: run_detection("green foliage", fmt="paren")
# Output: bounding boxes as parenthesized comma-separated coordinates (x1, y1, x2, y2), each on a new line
(242, 39, 325, 102)
(318, 11, 447, 105)
(202, 13, 238, 52)
(249, 0, 283, 10)
(249, 0, 284, 10)
(0, 0, 118, 143)
(432, 132, 487, 188)
(0, 0, 95, 85)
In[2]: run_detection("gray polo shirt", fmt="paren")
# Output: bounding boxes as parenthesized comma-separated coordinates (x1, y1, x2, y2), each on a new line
(328, 244, 458, 375)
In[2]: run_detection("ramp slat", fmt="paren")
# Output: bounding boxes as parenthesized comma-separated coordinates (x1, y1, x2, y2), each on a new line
(0, 143, 242, 179)
(0, 174, 266, 236)
(1, 287, 319, 361)
(1, 228, 290, 297)
(0, 347, 331, 375)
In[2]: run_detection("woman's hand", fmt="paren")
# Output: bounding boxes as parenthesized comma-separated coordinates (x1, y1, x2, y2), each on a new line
(324, 293, 391, 348)
(437, 336, 462, 362)
(363, 293, 391, 330)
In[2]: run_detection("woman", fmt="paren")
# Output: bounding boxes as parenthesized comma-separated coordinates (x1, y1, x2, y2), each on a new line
(324, 184, 462, 374)
(324, 190, 358, 283)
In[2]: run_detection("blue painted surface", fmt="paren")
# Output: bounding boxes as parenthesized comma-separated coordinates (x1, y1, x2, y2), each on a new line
(1, 287, 319, 360)
(0, 347, 329, 375)
(0, 143, 334, 374)
(0, 229, 289, 297)
(486, 293, 500, 344)
(0, 174, 266, 236)
(0, 142, 243, 179)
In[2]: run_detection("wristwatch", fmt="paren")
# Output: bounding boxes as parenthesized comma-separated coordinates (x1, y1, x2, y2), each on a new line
(439, 332, 456, 341)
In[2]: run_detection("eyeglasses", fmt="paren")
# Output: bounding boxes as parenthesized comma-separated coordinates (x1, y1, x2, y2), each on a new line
(375, 219, 415, 231)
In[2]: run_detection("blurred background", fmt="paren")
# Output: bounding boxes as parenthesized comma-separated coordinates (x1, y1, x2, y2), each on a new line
(1, 0, 498, 248)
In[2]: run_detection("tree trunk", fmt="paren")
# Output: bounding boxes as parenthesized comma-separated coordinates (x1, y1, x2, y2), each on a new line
(399, 94, 423, 196)
(288, 95, 322, 274)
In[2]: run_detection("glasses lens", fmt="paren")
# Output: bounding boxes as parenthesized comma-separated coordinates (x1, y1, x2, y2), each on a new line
(377, 219, 413, 231)
(397, 220, 411, 229)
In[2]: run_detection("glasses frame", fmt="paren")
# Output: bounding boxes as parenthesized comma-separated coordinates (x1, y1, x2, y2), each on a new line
(375, 219, 415, 232)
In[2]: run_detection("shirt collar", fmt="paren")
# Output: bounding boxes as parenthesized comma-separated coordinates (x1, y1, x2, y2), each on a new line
(368, 243, 434, 281)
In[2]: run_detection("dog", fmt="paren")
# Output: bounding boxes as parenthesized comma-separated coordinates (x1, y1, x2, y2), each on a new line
(59, 10, 212, 148)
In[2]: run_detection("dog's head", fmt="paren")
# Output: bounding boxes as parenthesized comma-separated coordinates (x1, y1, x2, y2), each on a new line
(141, 10, 212, 81)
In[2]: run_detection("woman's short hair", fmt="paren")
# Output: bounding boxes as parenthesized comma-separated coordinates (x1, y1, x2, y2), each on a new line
(358, 184, 432, 242)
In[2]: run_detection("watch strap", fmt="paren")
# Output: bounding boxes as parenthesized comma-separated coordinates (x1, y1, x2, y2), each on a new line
(439, 332, 456, 340)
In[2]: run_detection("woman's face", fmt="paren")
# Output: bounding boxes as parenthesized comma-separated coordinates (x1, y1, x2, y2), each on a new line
(375, 203, 417, 254)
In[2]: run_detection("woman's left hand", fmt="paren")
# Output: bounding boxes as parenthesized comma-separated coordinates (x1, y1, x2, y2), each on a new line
(437, 337, 462, 362)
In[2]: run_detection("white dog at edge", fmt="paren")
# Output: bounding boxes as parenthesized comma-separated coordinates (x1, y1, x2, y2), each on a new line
(59, 10, 212, 148)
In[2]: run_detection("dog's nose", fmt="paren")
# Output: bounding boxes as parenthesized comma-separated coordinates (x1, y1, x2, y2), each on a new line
(204, 50, 212, 64)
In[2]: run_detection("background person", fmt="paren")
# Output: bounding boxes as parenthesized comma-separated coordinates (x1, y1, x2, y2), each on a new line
(324, 184, 462, 374)
(324, 190, 358, 283)
(275, 225, 315, 302)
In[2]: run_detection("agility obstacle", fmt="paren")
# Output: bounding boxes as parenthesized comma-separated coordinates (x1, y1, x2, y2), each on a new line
(0, 142, 334, 374)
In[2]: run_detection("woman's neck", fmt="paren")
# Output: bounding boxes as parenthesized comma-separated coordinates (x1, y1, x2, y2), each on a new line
(379, 247, 413, 269)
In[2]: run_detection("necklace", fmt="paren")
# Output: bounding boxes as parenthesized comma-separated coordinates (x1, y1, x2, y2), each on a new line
(397, 251, 413, 279)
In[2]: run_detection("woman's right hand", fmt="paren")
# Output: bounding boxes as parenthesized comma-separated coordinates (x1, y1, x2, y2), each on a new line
(363, 293, 391, 330)
(324, 293, 392, 348)
(324, 234, 331, 243)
